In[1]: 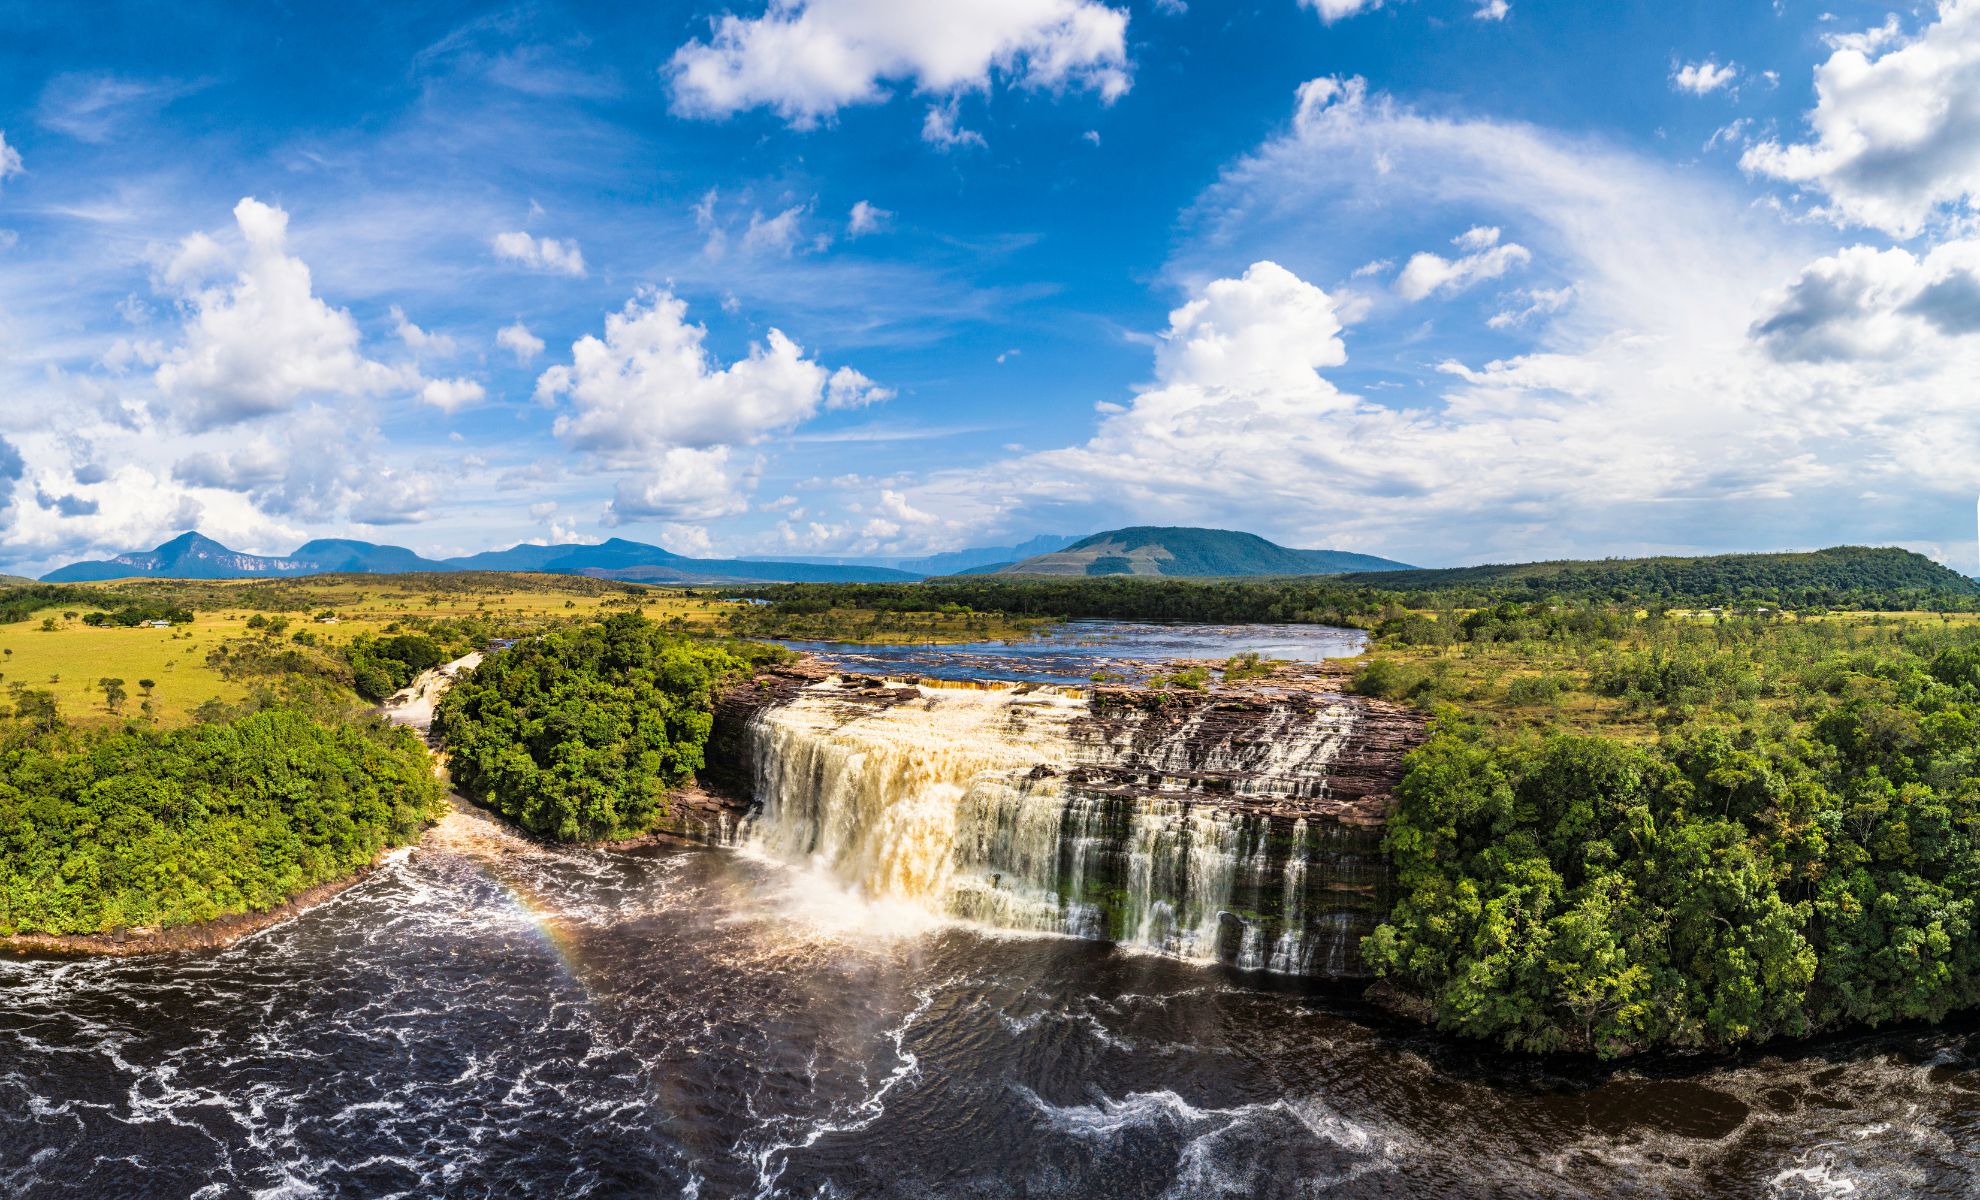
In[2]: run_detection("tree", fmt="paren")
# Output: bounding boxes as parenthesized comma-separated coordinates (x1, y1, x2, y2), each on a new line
(98, 677, 128, 714)
(1363, 608, 1980, 1056)
(0, 708, 443, 936)
(434, 613, 762, 842)
(12, 689, 60, 731)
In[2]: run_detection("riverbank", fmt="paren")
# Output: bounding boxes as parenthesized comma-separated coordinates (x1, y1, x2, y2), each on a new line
(0, 655, 479, 961)
(0, 859, 396, 958)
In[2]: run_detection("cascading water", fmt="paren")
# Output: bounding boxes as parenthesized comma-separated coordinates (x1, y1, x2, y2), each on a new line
(739, 676, 1395, 977)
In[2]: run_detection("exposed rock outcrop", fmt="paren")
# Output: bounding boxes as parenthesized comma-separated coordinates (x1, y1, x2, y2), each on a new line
(694, 656, 1426, 978)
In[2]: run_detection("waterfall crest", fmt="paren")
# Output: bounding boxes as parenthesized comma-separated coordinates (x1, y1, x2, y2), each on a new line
(740, 677, 1398, 977)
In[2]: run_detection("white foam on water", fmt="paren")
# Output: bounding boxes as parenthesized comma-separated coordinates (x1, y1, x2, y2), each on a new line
(1769, 1157, 1861, 1198)
(744, 985, 937, 1199)
(1017, 1085, 1402, 1197)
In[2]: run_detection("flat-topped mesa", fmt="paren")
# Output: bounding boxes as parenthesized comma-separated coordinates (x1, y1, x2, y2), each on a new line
(682, 657, 1424, 979)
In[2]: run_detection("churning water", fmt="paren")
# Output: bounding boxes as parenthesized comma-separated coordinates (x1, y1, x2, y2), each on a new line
(7, 827, 1980, 1198)
(7, 624, 1980, 1197)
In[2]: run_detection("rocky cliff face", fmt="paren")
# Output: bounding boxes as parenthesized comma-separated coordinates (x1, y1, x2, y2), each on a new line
(678, 658, 1424, 978)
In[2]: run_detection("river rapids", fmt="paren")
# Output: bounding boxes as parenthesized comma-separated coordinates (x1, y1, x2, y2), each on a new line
(4, 623, 1980, 1197)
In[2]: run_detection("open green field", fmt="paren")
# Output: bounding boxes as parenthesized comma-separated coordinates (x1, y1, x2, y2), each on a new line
(0, 573, 729, 728)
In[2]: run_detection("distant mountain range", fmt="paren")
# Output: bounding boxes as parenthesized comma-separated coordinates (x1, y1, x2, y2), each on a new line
(975, 527, 1414, 578)
(39, 532, 920, 585)
(33, 526, 1416, 585)
(739, 533, 1080, 575)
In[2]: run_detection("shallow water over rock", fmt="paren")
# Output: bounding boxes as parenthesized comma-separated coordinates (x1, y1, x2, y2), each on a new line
(777, 618, 1369, 685)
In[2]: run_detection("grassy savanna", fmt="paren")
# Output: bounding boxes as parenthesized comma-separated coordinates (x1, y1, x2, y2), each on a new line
(0, 573, 728, 728)
(0, 616, 250, 727)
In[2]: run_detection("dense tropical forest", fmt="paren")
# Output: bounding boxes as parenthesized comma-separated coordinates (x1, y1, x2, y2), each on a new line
(0, 585, 99, 625)
(0, 709, 441, 936)
(726, 546, 1980, 629)
(435, 613, 782, 842)
(1341, 546, 1980, 610)
(1356, 606, 1980, 1055)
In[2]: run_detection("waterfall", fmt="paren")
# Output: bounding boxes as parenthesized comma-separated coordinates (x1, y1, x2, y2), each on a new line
(739, 676, 1392, 977)
(1268, 819, 1310, 974)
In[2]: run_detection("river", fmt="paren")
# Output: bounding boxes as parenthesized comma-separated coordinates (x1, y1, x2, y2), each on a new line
(3, 623, 1978, 1198)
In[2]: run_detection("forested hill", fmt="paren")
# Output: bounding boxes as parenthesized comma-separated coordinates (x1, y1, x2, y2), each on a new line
(1345, 546, 1979, 608)
(988, 526, 1412, 577)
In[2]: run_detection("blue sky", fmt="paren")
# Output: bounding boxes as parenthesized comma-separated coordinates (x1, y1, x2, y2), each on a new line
(4, 0, 1980, 574)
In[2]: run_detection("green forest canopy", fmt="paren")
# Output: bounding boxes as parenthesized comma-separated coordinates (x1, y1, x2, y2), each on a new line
(1341, 546, 1980, 608)
(727, 546, 1980, 625)
(0, 708, 442, 936)
(1358, 606, 1980, 1055)
(434, 613, 777, 842)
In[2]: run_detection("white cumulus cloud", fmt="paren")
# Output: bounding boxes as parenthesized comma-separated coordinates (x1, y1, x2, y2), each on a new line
(1751, 238, 1980, 361)
(0, 131, 21, 185)
(1672, 59, 1738, 95)
(538, 288, 891, 463)
(878, 76, 1980, 566)
(667, 0, 1131, 127)
(1156, 260, 1347, 389)
(491, 230, 586, 275)
(153, 198, 413, 430)
(1298, 0, 1382, 23)
(391, 305, 456, 356)
(1487, 285, 1575, 328)
(921, 97, 987, 149)
(743, 205, 806, 255)
(497, 321, 545, 364)
(167, 408, 434, 526)
(419, 377, 486, 412)
(848, 199, 891, 235)
(1395, 226, 1532, 300)
(1743, 1, 1980, 235)
(658, 521, 717, 556)
(609, 446, 753, 523)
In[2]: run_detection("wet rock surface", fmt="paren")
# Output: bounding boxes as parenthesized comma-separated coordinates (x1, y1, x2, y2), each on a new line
(706, 657, 1424, 830)
(702, 656, 1427, 978)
